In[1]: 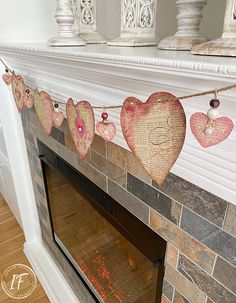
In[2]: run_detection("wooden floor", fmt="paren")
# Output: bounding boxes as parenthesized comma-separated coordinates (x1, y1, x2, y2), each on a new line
(0, 194, 50, 302)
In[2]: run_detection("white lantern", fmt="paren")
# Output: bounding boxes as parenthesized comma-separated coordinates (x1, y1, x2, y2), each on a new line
(70, 0, 106, 44)
(107, 0, 158, 47)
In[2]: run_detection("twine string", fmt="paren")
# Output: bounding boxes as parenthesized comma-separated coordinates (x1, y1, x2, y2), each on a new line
(2, 58, 236, 109)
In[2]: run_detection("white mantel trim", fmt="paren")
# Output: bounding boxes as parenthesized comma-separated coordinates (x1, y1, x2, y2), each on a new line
(24, 241, 80, 303)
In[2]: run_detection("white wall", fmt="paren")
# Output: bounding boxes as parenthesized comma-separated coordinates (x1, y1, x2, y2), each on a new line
(0, 0, 227, 43)
(0, 0, 57, 42)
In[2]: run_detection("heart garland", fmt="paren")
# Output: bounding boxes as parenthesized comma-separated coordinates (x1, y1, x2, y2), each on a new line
(2, 72, 12, 86)
(96, 112, 116, 142)
(120, 92, 186, 186)
(11, 72, 26, 112)
(34, 90, 54, 135)
(190, 113, 234, 148)
(66, 98, 95, 159)
(2, 68, 235, 186)
(34, 90, 64, 135)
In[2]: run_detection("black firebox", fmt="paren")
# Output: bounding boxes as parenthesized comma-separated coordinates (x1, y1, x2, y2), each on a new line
(38, 140, 166, 303)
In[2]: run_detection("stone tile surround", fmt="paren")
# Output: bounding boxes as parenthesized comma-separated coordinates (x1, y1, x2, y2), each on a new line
(21, 107, 236, 303)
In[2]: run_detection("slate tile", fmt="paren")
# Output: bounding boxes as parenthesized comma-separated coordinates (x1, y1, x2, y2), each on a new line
(56, 141, 79, 169)
(173, 290, 190, 303)
(166, 243, 179, 269)
(108, 179, 149, 225)
(181, 207, 236, 266)
(128, 173, 182, 225)
(91, 150, 126, 187)
(91, 134, 107, 157)
(78, 159, 107, 192)
(165, 264, 206, 303)
(153, 173, 227, 227)
(107, 141, 151, 184)
(65, 132, 77, 154)
(163, 279, 174, 301)
(150, 210, 216, 274)
(50, 127, 65, 145)
(178, 254, 236, 303)
(224, 203, 236, 238)
(161, 295, 170, 303)
(213, 256, 236, 294)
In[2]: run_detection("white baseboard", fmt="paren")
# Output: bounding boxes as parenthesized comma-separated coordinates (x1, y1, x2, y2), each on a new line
(24, 240, 80, 303)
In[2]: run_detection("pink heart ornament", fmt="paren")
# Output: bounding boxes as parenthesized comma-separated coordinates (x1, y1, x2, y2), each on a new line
(190, 112, 234, 148)
(34, 90, 54, 135)
(120, 92, 186, 186)
(11, 72, 25, 112)
(66, 98, 95, 159)
(96, 121, 116, 142)
(52, 111, 64, 128)
(2, 73, 12, 86)
(23, 95, 34, 109)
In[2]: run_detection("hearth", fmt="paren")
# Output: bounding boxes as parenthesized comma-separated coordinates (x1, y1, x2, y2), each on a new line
(38, 140, 166, 303)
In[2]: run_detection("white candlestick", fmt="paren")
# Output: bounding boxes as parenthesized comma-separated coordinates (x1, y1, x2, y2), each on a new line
(48, 0, 86, 47)
(158, 0, 208, 50)
(192, 0, 236, 57)
(107, 0, 158, 47)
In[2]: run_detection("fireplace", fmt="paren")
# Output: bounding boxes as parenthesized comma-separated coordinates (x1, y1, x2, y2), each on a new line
(38, 140, 166, 303)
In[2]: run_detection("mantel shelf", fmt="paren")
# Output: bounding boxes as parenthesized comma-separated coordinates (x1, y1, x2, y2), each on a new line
(0, 42, 235, 205)
(1, 43, 236, 77)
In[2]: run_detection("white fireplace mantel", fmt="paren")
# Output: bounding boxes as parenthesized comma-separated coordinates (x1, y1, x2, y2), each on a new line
(0, 42, 236, 303)
(0, 43, 235, 205)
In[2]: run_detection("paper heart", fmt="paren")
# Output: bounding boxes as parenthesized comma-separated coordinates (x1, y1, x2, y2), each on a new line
(52, 111, 64, 128)
(34, 90, 54, 135)
(190, 112, 234, 148)
(23, 94, 34, 109)
(96, 121, 116, 142)
(66, 98, 95, 159)
(120, 92, 186, 186)
(11, 72, 25, 112)
(2, 73, 12, 86)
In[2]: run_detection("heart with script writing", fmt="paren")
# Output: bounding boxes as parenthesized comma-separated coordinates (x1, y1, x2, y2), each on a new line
(11, 72, 25, 112)
(120, 92, 186, 186)
(96, 121, 116, 142)
(66, 98, 95, 159)
(190, 112, 234, 148)
(34, 90, 54, 135)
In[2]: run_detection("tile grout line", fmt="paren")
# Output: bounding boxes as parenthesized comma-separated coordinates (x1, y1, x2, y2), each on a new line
(179, 251, 236, 297)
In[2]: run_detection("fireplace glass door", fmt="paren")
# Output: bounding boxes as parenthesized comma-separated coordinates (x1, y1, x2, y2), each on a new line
(39, 141, 166, 303)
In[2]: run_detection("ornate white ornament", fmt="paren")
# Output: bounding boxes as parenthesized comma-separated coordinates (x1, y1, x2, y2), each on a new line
(192, 0, 236, 56)
(158, 0, 208, 50)
(70, 0, 106, 44)
(48, 0, 86, 46)
(107, 0, 158, 47)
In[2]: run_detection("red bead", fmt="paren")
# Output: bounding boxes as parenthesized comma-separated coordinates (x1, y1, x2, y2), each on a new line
(101, 112, 108, 120)
(25, 88, 30, 94)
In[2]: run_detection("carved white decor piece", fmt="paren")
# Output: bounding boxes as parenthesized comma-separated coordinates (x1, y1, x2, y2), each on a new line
(48, 0, 86, 47)
(70, 0, 106, 44)
(158, 0, 208, 50)
(107, 0, 158, 47)
(192, 0, 236, 56)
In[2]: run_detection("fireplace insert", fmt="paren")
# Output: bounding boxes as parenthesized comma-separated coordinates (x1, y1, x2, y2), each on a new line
(38, 140, 166, 303)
